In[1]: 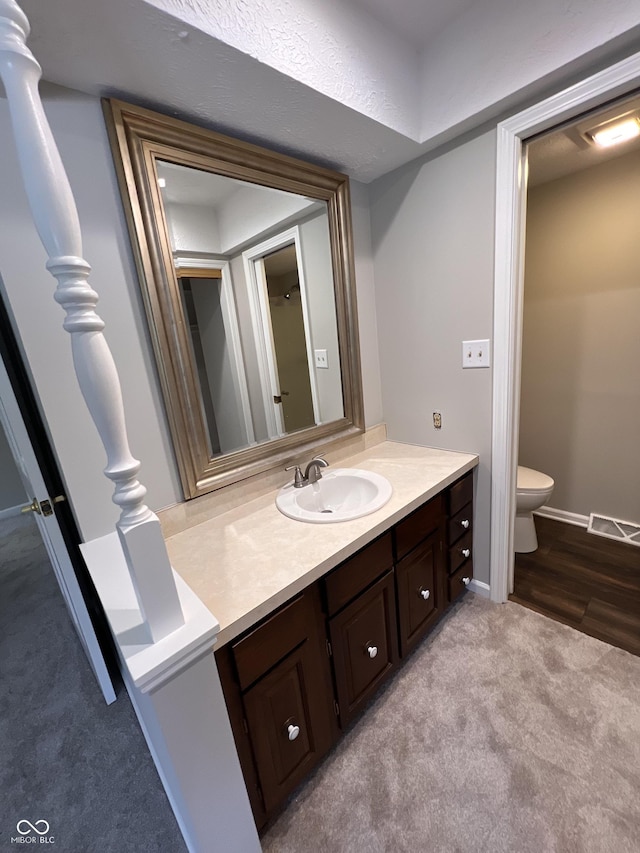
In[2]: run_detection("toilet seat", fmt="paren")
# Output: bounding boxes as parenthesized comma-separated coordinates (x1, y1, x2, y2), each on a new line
(517, 465, 554, 493)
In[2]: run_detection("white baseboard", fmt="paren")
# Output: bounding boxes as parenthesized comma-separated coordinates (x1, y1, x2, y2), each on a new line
(469, 579, 491, 598)
(0, 504, 24, 520)
(534, 506, 588, 528)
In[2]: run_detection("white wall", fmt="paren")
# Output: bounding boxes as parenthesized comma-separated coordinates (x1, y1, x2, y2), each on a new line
(0, 426, 25, 512)
(0, 86, 183, 541)
(370, 131, 497, 585)
(520, 149, 640, 524)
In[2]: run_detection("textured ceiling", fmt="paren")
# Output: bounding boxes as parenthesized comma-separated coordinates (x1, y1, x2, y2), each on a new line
(11, 0, 640, 183)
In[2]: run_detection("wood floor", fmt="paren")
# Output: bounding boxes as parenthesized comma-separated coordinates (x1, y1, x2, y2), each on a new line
(511, 515, 640, 657)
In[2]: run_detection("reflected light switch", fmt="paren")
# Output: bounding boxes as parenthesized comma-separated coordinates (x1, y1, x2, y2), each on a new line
(315, 349, 328, 369)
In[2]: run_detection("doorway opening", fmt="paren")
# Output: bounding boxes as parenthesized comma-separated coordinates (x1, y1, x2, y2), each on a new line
(508, 98, 640, 654)
(490, 51, 640, 604)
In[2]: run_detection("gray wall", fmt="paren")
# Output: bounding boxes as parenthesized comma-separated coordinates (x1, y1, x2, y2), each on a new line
(369, 131, 497, 585)
(520, 150, 640, 524)
(0, 426, 25, 513)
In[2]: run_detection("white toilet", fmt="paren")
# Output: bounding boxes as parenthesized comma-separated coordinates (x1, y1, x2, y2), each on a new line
(515, 466, 554, 553)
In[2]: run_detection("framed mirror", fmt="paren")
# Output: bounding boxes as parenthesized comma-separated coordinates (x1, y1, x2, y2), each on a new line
(103, 99, 363, 499)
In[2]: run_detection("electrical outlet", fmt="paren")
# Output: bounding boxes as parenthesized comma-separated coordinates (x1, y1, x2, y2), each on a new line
(462, 339, 490, 368)
(433, 411, 442, 429)
(314, 349, 328, 369)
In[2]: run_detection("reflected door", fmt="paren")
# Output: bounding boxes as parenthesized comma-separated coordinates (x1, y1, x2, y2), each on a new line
(263, 246, 315, 433)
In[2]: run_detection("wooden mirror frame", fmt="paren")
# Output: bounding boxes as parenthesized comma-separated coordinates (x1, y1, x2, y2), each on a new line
(103, 99, 364, 499)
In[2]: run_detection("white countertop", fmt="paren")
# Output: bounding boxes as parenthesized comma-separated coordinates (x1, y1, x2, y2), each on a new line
(166, 441, 478, 646)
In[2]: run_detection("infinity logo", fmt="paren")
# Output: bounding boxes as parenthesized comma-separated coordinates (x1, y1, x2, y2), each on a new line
(16, 820, 50, 836)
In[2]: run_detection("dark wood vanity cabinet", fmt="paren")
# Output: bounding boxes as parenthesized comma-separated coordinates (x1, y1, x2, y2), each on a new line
(394, 494, 446, 656)
(324, 532, 397, 727)
(216, 587, 337, 828)
(216, 469, 475, 830)
(329, 570, 399, 727)
(446, 472, 474, 603)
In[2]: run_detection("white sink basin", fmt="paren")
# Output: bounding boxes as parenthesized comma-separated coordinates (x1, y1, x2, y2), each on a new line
(276, 468, 392, 523)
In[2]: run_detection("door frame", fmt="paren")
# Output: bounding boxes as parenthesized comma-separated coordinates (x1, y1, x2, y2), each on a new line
(243, 226, 320, 439)
(490, 50, 640, 602)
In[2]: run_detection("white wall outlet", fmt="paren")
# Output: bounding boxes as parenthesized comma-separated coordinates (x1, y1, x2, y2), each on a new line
(314, 348, 328, 369)
(462, 339, 490, 368)
(433, 411, 442, 429)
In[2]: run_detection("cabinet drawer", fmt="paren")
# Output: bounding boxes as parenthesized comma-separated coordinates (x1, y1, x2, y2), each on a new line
(447, 472, 473, 516)
(448, 562, 473, 604)
(396, 529, 444, 656)
(448, 502, 472, 546)
(324, 532, 393, 617)
(232, 593, 309, 691)
(449, 529, 473, 575)
(243, 642, 334, 813)
(329, 571, 398, 727)
(395, 494, 443, 562)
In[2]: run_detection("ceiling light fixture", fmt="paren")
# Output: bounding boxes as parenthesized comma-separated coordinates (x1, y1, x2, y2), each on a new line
(588, 116, 640, 147)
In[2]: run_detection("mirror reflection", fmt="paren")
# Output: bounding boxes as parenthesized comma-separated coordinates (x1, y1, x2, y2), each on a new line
(104, 98, 363, 499)
(157, 160, 344, 459)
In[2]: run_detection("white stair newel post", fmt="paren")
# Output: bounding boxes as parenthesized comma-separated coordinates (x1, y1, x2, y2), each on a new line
(0, 0, 184, 642)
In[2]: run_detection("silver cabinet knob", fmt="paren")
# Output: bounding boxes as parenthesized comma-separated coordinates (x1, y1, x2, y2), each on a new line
(419, 587, 430, 600)
(461, 548, 471, 558)
(461, 576, 471, 586)
(367, 645, 378, 659)
(287, 724, 300, 741)
(461, 519, 470, 529)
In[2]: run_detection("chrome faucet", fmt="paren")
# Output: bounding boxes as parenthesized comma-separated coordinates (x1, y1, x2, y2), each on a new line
(285, 455, 329, 488)
(304, 456, 329, 484)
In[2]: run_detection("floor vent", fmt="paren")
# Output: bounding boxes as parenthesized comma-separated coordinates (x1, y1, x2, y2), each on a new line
(587, 513, 640, 547)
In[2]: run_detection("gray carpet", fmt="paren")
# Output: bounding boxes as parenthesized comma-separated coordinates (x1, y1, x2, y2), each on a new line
(262, 594, 640, 853)
(0, 514, 186, 852)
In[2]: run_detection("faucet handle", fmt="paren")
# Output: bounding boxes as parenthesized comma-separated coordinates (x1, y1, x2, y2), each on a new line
(285, 464, 305, 488)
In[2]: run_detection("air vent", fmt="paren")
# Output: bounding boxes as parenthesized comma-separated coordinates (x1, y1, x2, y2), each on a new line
(587, 513, 640, 547)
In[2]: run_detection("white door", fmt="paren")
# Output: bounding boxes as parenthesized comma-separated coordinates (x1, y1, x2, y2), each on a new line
(0, 355, 116, 704)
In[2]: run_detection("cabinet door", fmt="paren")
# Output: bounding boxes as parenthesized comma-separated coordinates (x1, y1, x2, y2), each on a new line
(243, 640, 334, 814)
(396, 528, 445, 656)
(329, 571, 398, 728)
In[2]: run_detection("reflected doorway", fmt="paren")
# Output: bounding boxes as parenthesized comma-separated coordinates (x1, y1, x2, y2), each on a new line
(263, 245, 315, 433)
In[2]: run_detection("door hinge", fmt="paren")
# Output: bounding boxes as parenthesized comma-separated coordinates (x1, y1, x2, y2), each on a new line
(333, 699, 340, 717)
(242, 717, 249, 735)
(325, 639, 332, 658)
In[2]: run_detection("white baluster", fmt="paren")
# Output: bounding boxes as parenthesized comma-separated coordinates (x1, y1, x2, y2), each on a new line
(0, 0, 184, 642)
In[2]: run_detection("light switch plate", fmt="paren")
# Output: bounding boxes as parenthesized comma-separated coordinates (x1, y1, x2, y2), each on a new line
(314, 349, 328, 369)
(462, 339, 490, 368)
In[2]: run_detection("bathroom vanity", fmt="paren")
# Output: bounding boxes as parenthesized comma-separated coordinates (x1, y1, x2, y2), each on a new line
(164, 442, 477, 831)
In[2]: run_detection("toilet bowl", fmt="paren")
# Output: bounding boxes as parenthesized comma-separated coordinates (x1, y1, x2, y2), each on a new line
(515, 466, 554, 553)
